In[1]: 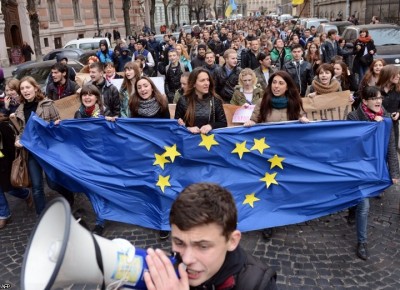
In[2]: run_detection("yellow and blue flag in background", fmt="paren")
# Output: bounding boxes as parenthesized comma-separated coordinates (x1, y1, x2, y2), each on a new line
(225, 0, 237, 18)
(22, 115, 393, 231)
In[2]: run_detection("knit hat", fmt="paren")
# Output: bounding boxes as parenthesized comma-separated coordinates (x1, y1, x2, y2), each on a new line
(198, 43, 207, 50)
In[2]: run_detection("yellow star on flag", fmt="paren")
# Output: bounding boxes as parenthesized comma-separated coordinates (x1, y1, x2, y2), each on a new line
(156, 175, 171, 193)
(231, 141, 250, 159)
(153, 153, 170, 169)
(250, 137, 270, 154)
(243, 193, 260, 208)
(164, 144, 181, 162)
(260, 172, 278, 188)
(199, 134, 219, 151)
(268, 154, 285, 169)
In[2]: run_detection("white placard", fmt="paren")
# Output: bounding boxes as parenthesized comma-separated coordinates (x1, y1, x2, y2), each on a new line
(232, 105, 255, 123)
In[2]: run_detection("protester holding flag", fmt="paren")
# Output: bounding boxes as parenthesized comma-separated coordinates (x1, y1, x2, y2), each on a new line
(245, 71, 309, 126)
(305, 63, 341, 97)
(347, 86, 399, 260)
(74, 84, 112, 236)
(244, 70, 309, 239)
(11, 77, 74, 215)
(175, 68, 227, 134)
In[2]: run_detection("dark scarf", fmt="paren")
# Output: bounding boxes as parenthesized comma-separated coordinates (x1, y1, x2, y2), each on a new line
(358, 35, 372, 43)
(78, 104, 101, 118)
(191, 246, 246, 290)
(138, 97, 160, 117)
(23, 101, 38, 123)
(271, 96, 288, 109)
(361, 102, 383, 121)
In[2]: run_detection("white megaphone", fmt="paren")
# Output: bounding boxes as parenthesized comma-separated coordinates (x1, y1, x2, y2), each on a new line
(21, 197, 181, 290)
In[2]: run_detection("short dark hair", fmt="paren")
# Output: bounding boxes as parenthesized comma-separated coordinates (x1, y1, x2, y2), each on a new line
(257, 51, 270, 62)
(327, 29, 337, 37)
(291, 43, 303, 51)
(170, 183, 237, 240)
(361, 86, 380, 100)
(51, 62, 68, 74)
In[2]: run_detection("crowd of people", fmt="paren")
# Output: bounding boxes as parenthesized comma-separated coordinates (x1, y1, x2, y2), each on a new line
(1, 16, 400, 269)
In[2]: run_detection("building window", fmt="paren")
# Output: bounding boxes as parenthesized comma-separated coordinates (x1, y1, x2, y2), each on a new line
(73, 0, 81, 21)
(48, 0, 58, 22)
(44, 38, 49, 47)
(109, 0, 115, 20)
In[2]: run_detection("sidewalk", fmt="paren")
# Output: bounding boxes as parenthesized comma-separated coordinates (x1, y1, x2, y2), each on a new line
(2, 64, 17, 78)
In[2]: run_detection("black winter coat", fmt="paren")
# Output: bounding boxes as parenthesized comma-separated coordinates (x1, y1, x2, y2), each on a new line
(87, 79, 120, 117)
(241, 49, 260, 70)
(174, 94, 227, 129)
(46, 79, 80, 100)
(283, 60, 313, 97)
(213, 65, 241, 103)
(352, 39, 376, 73)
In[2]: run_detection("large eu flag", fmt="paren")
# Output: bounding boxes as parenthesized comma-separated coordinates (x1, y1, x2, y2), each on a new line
(21, 115, 393, 231)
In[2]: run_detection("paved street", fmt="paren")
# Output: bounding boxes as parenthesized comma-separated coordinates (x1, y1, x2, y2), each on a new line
(1, 183, 400, 290)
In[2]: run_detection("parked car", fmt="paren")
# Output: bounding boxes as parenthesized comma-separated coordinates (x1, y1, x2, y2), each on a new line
(63, 37, 111, 51)
(13, 59, 84, 93)
(316, 21, 353, 37)
(304, 18, 329, 29)
(342, 24, 400, 66)
(11, 48, 95, 77)
(42, 48, 84, 61)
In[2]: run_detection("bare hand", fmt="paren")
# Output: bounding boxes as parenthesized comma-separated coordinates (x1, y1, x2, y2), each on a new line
(391, 112, 399, 121)
(392, 179, 398, 184)
(374, 116, 384, 122)
(177, 118, 185, 126)
(369, 50, 374, 54)
(54, 119, 61, 125)
(242, 103, 250, 108)
(144, 248, 189, 290)
(199, 124, 212, 135)
(15, 139, 23, 148)
(187, 126, 201, 134)
(244, 120, 255, 127)
(105, 116, 117, 122)
(299, 116, 310, 123)
(4, 96, 10, 109)
(307, 92, 316, 98)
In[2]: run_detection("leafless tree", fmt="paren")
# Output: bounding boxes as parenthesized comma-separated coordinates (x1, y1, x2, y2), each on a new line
(26, 0, 42, 60)
(188, 0, 208, 24)
(122, 0, 132, 36)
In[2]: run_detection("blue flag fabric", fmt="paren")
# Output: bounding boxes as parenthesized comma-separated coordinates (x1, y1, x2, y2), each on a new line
(21, 115, 393, 232)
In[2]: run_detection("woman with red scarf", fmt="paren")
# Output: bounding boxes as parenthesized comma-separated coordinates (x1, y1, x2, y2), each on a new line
(353, 28, 376, 81)
(346, 86, 399, 260)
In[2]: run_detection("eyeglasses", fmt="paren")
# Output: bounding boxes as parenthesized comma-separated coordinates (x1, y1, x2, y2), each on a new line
(367, 96, 383, 101)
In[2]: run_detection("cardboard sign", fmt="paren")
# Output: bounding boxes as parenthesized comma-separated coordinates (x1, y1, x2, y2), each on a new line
(302, 90, 352, 121)
(232, 105, 255, 123)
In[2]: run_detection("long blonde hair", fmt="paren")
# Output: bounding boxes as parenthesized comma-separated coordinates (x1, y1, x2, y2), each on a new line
(176, 44, 190, 61)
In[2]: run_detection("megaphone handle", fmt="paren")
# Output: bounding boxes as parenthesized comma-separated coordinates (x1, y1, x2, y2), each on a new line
(91, 234, 106, 290)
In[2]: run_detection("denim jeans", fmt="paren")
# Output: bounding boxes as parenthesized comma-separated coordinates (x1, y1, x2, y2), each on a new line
(0, 187, 30, 219)
(28, 154, 74, 215)
(358, 65, 368, 83)
(356, 198, 370, 243)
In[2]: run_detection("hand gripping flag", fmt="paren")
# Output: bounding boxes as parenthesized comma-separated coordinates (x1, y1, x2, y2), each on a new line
(22, 115, 393, 231)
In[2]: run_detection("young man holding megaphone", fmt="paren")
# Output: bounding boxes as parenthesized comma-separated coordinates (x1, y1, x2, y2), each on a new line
(21, 183, 277, 290)
(143, 183, 278, 290)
